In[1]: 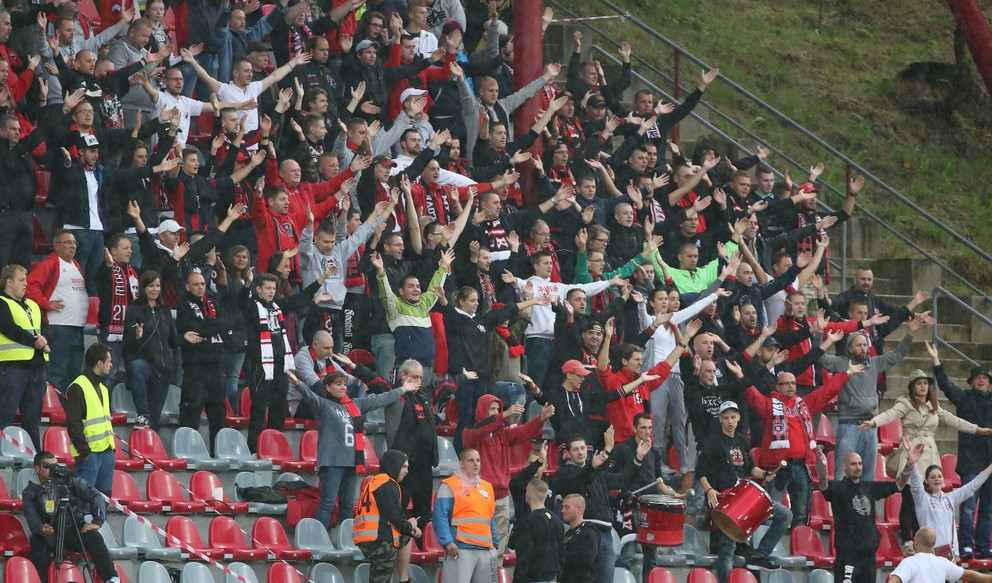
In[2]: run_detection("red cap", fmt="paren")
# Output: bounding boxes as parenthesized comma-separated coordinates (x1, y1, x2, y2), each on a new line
(561, 360, 591, 376)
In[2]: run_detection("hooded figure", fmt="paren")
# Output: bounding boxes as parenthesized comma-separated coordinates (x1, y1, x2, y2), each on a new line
(353, 449, 417, 582)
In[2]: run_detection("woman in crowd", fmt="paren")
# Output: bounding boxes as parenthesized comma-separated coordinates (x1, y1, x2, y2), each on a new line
(219, 245, 252, 412)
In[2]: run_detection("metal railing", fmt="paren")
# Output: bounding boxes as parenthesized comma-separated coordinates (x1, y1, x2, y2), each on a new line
(547, 0, 991, 299)
(931, 287, 992, 369)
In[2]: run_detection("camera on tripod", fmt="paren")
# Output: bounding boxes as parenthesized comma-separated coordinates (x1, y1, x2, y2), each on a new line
(43, 461, 75, 485)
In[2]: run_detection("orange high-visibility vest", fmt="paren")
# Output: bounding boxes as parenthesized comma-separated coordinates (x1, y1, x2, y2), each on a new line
(353, 474, 403, 546)
(442, 475, 496, 548)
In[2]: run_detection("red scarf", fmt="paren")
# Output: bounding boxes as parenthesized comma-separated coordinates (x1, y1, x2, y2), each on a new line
(339, 395, 366, 472)
(494, 325, 524, 359)
(345, 244, 366, 288)
(309, 348, 334, 378)
(107, 261, 137, 340)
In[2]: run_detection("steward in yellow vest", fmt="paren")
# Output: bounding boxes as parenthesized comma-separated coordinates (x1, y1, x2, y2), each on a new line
(353, 450, 420, 583)
(66, 343, 117, 496)
(0, 264, 51, 459)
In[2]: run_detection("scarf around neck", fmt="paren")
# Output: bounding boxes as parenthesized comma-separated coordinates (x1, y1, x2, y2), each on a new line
(256, 298, 293, 380)
(770, 394, 815, 451)
(106, 261, 138, 341)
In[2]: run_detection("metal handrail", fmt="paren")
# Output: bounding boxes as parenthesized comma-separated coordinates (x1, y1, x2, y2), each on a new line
(585, 47, 992, 297)
(584, 0, 992, 268)
(931, 287, 992, 369)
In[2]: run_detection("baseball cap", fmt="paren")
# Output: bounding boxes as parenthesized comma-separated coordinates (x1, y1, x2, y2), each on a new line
(580, 320, 604, 334)
(762, 337, 782, 348)
(372, 155, 396, 168)
(718, 401, 740, 415)
(355, 39, 379, 53)
(561, 360, 591, 376)
(588, 94, 606, 108)
(157, 219, 185, 234)
(399, 88, 428, 103)
(77, 133, 100, 149)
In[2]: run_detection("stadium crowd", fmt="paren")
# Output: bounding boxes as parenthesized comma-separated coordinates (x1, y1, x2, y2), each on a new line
(1, 1, 989, 583)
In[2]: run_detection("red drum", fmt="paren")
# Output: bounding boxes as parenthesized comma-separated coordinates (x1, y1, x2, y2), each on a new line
(635, 495, 685, 546)
(711, 480, 774, 543)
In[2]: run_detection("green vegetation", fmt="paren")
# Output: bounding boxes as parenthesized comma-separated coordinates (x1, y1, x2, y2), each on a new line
(552, 0, 992, 289)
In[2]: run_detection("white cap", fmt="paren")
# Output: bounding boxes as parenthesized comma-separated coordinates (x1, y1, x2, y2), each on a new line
(718, 401, 740, 415)
(399, 88, 428, 103)
(157, 219, 185, 234)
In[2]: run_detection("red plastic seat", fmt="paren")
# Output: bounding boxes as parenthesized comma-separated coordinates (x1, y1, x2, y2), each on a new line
(878, 492, 901, 530)
(436, 395, 457, 436)
(0, 513, 30, 557)
(189, 471, 249, 514)
(826, 451, 835, 479)
(257, 429, 314, 472)
(224, 397, 248, 428)
(347, 348, 375, 367)
(0, 478, 23, 511)
(809, 490, 833, 531)
(187, 111, 215, 146)
(86, 296, 99, 328)
(362, 438, 379, 474)
(687, 568, 718, 583)
(94, 562, 128, 583)
(750, 447, 762, 468)
(41, 384, 66, 424)
(300, 430, 317, 464)
(5, 557, 42, 583)
(942, 454, 962, 491)
(878, 419, 902, 455)
(42, 427, 76, 468)
(791, 525, 834, 567)
(268, 562, 302, 583)
(166, 516, 227, 559)
(543, 442, 560, 478)
(147, 470, 206, 513)
(35, 170, 51, 207)
(815, 415, 835, 451)
(209, 516, 268, 560)
(410, 522, 444, 564)
(648, 568, 678, 583)
(874, 453, 894, 483)
(49, 562, 85, 583)
(114, 435, 146, 471)
(876, 525, 903, 567)
(252, 517, 312, 561)
(497, 567, 511, 583)
(113, 471, 163, 513)
(130, 428, 188, 470)
(32, 216, 51, 254)
(728, 569, 759, 583)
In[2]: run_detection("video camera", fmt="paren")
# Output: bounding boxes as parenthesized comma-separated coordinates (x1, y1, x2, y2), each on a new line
(42, 461, 75, 485)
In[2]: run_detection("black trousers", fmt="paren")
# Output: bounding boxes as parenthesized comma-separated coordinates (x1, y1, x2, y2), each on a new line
(401, 455, 434, 529)
(0, 210, 33, 272)
(834, 550, 877, 583)
(900, 488, 919, 542)
(246, 361, 289, 453)
(179, 364, 226, 454)
(30, 526, 115, 583)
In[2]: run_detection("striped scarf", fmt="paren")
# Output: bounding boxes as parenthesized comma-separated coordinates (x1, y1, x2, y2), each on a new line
(106, 261, 137, 340)
(256, 299, 294, 380)
(769, 395, 815, 451)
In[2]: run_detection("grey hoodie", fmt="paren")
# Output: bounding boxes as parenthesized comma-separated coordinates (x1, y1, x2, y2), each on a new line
(299, 211, 386, 310)
(819, 332, 913, 422)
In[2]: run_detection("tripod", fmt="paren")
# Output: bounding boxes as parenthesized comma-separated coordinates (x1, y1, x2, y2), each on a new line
(51, 484, 94, 583)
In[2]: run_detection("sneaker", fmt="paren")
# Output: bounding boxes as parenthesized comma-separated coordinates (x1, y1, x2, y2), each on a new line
(963, 546, 974, 558)
(134, 415, 149, 430)
(903, 541, 915, 556)
(747, 555, 780, 571)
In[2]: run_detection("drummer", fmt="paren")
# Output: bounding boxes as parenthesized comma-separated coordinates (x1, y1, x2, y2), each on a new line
(696, 401, 793, 582)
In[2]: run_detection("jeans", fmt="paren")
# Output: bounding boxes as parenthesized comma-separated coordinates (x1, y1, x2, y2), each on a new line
(767, 459, 812, 527)
(649, 372, 689, 471)
(594, 528, 617, 583)
(492, 382, 526, 410)
(47, 325, 85, 392)
(316, 465, 360, 528)
(66, 229, 104, 296)
(370, 334, 396, 379)
(76, 448, 115, 496)
(127, 359, 169, 431)
(524, 337, 555, 390)
(960, 472, 992, 553)
(223, 350, 246, 414)
(755, 501, 793, 556)
(98, 334, 124, 388)
(0, 365, 46, 453)
(835, 421, 878, 481)
(713, 527, 738, 583)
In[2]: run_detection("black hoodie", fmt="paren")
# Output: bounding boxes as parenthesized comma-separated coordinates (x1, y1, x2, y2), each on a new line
(365, 450, 416, 544)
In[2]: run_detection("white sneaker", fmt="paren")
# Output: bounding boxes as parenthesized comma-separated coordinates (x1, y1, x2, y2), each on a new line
(134, 415, 149, 430)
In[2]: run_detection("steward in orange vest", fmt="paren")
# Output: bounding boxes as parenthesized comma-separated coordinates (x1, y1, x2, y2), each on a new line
(353, 450, 421, 583)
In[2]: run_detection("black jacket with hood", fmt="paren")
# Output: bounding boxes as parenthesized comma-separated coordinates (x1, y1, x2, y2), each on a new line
(366, 450, 417, 544)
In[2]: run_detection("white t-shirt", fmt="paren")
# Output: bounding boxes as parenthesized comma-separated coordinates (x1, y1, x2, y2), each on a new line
(153, 92, 204, 148)
(764, 276, 798, 328)
(408, 28, 438, 58)
(217, 80, 264, 135)
(48, 258, 88, 327)
(889, 552, 963, 583)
